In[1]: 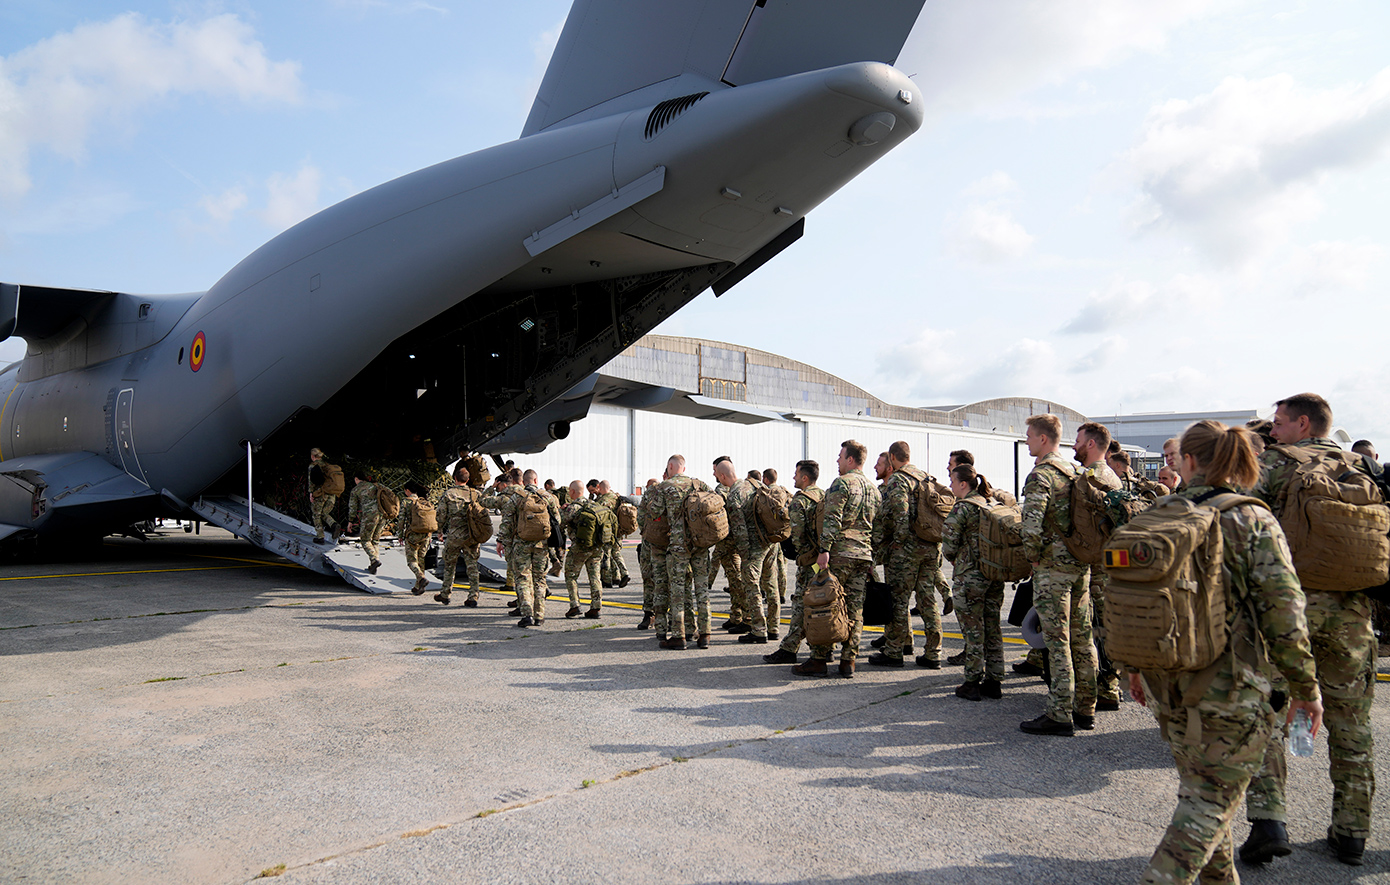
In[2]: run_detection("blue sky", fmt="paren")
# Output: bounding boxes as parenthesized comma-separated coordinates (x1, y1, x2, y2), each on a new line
(3, 1, 1389, 444)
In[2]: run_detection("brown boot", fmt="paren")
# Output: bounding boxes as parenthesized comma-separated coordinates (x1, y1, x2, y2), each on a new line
(792, 659, 828, 676)
(838, 660, 855, 679)
(411, 576, 428, 595)
(697, 634, 711, 649)
(659, 636, 687, 650)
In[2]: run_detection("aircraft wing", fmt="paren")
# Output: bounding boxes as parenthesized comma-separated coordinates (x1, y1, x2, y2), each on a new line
(0, 283, 115, 344)
(521, 0, 928, 136)
(0, 452, 158, 539)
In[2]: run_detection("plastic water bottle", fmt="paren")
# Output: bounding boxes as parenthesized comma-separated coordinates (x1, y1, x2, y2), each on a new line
(1288, 710, 1315, 758)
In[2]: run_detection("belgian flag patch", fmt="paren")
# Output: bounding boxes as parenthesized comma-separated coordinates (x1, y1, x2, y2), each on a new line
(1103, 549, 1130, 568)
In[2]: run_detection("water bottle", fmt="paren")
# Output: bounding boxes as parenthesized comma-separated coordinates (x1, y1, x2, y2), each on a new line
(1288, 710, 1315, 757)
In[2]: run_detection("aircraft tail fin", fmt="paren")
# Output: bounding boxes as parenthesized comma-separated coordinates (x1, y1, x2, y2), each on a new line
(522, 0, 927, 137)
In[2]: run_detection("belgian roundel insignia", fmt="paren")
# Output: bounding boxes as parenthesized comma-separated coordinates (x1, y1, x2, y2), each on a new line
(190, 331, 206, 372)
(1132, 540, 1155, 567)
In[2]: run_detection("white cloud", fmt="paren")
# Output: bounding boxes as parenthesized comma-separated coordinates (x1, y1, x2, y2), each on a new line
(1118, 67, 1390, 265)
(897, 0, 1224, 116)
(327, 0, 448, 14)
(1283, 239, 1385, 297)
(258, 164, 323, 230)
(946, 172, 1034, 265)
(0, 13, 303, 199)
(876, 326, 1070, 406)
(199, 186, 249, 225)
(1061, 274, 1219, 334)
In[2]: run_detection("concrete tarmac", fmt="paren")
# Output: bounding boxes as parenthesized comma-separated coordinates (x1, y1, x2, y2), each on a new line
(1, 527, 1386, 884)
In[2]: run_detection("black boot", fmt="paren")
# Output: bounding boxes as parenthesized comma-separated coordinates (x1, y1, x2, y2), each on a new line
(1239, 820, 1291, 865)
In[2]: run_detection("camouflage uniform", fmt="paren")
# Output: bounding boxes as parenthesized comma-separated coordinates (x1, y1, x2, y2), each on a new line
(636, 492, 657, 615)
(1020, 451, 1097, 724)
(395, 496, 433, 582)
(728, 477, 779, 638)
(498, 485, 561, 621)
(766, 483, 792, 604)
(778, 485, 825, 654)
(1080, 462, 1124, 706)
(347, 480, 384, 563)
(309, 459, 341, 540)
(481, 487, 516, 594)
(436, 484, 482, 602)
(652, 474, 714, 638)
(560, 499, 603, 610)
(1243, 438, 1377, 840)
(942, 492, 1005, 682)
(595, 491, 630, 585)
(809, 468, 881, 664)
(871, 464, 945, 662)
(710, 482, 745, 624)
(1140, 479, 1320, 885)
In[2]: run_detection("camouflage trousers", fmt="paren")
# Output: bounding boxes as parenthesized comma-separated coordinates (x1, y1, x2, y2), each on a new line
(952, 570, 1005, 682)
(667, 546, 711, 638)
(401, 530, 431, 580)
(739, 542, 778, 637)
(770, 547, 787, 602)
(638, 542, 655, 613)
(1091, 570, 1121, 704)
(1033, 564, 1097, 723)
(884, 543, 942, 662)
(809, 557, 873, 664)
(438, 538, 480, 601)
(358, 513, 386, 562)
(311, 494, 339, 538)
(1246, 590, 1376, 837)
(777, 563, 817, 654)
(509, 543, 551, 620)
(710, 546, 745, 622)
(1143, 677, 1278, 885)
(565, 544, 602, 609)
(601, 541, 628, 584)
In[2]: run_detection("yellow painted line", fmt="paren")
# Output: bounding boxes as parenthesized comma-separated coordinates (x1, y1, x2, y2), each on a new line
(187, 553, 305, 569)
(0, 564, 276, 582)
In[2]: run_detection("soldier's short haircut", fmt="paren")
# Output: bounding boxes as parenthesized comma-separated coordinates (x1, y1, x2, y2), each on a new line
(888, 440, 910, 462)
(1163, 437, 1180, 451)
(1077, 421, 1112, 450)
(586, 479, 599, 489)
(453, 465, 469, 483)
(840, 439, 868, 466)
(353, 470, 371, 482)
(747, 469, 762, 481)
(507, 467, 522, 483)
(1107, 439, 1122, 454)
(949, 449, 974, 467)
(763, 468, 778, 484)
(668, 454, 686, 469)
(1275, 392, 1333, 436)
(1245, 418, 1275, 448)
(544, 478, 555, 488)
(1025, 414, 1062, 442)
(1107, 450, 1130, 469)
(796, 460, 819, 483)
(406, 481, 427, 497)
(310, 447, 324, 459)
(712, 455, 731, 467)
(522, 469, 538, 485)
(1352, 439, 1376, 456)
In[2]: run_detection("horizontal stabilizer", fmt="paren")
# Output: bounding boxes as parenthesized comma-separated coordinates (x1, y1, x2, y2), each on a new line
(0, 283, 116, 344)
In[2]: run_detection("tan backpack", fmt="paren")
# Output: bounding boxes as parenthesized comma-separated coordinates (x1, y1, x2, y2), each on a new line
(409, 498, 438, 534)
(516, 491, 552, 542)
(1101, 492, 1263, 672)
(641, 502, 670, 550)
(465, 490, 494, 545)
(375, 485, 400, 521)
(462, 453, 490, 489)
(319, 462, 345, 497)
(802, 569, 849, 645)
(616, 501, 639, 537)
(910, 474, 955, 543)
(962, 497, 1031, 583)
(1270, 445, 1390, 592)
(684, 489, 729, 549)
(1064, 472, 1122, 566)
(753, 484, 793, 544)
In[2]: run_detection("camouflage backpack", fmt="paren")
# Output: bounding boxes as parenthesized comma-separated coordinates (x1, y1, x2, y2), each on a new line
(571, 501, 601, 549)
(641, 503, 671, 550)
(592, 504, 618, 546)
(1062, 469, 1119, 566)
(616, 500, 639, 537)
(802, 569, 849, 646)
(1101, 488, 1150, 535)
(461, 453, 490, 489)
(753, 484, 793, 544)
(961, 497, 1031, 583)
(1102, 492, 1263, 672)
(408, 498, 438, 534)
(684, 489, 729, 549)
(376, 485, 400, 521)
(515, 491, 552, 542)
(1269, 444, 1390, 591)
(909, 473, 955, 544)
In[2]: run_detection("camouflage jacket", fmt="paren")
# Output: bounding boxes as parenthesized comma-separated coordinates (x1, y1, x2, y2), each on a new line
(789, 485, 825, 557)
(1020, 451, 1080, 568)
(820, 468, 880, 562)
(872, 463, 928, 557)
(725, 477, 763, 554)
(436, 484, 479, 535)
(636, 490, 654, 532)
(942, 491, 987, 576)
(498, 484, 561, 548)
(559, 497, 590, 541)
(1173, 479, 1320, 703)
(649, 473, 711, 551)
(595, 491, 621, 515)
(484, 488, 517, 543)
(347, 481, 378, 522)
(1254, 437, 1360, 515)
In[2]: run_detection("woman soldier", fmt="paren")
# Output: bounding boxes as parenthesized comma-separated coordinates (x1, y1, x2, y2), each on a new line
(942, 463, 1005, 701)
(1130, 420, 1322, 884)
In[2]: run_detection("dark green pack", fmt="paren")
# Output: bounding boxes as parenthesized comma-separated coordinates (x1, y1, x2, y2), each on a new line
(572, 503, 600, 549)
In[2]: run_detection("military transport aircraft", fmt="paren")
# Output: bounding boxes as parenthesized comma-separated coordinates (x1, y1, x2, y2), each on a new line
(0, 0, 927, 548)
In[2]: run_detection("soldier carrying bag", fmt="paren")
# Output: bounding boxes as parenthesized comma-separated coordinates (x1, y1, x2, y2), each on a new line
(961, 497, 1030, 583)
(465, 490, 494, 545)
(409, 498, 438, 534)
(462, 453, 490, 489)
(376, 485, 400, 521)
(318, 462, 346, 497)
(1063, 472, 1118, 566)
(910, 474, 956, 544)
(573, 502, 601, 549)
(516, 491, 552, 542)
(803, 568, 849, 645)
(684, 489, 729, 549)
(1268, 445, 1390, 592)
(616, 501, 639, 537)
(753, 484, 793, 545)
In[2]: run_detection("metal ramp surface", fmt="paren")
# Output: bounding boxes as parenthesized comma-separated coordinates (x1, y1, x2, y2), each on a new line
(191, 495, 339, 577)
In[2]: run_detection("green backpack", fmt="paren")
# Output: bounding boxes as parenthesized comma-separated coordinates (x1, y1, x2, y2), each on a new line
(572, 503, 600, 549)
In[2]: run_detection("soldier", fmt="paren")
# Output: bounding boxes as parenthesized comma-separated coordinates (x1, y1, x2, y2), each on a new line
(1157, 464, 1181, 492)
(793, 439, 881, 678)
(434, 465, 485, 607)
(719, 459, 774, 644)
(1018, 413, 1096, 737)
(307, 447, 344, 544)
(560, 480, 603, 618)
(869, 440, 949, 669)
(710, 455, 747, 632)
(543, 478, 565, 577)
(942, 463, 1005, 700)
(498, 468, 561, 627)
(764, 460, 824, 665)
(763, 468, 789, 605)
(651, 455, 715, 649)
(1132, 419, 1322, 885)
(595, 480, 631, 588)
(396, 482, 435, 594)
(346, 471, 385, 574)
(1072, 422, 1123, 713)
(1240, 393, 1377, 867)
(483, 472, 520, 607)
(635, 477, 660, 629)
(1162, 437, 1183, 491)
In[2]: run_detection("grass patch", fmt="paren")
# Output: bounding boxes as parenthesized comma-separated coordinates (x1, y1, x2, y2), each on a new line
(581, 779, 595, 788)
(672, 756, 688, 763)
(255, 863, 286, 878)
(413, 647, 428, 651)
(276, 662, 288, 667)
(476, 809, 498, 818)
(143, 676, 186, 683)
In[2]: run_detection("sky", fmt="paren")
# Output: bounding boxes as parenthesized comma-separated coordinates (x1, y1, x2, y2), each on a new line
(3, 1, 1389, 446)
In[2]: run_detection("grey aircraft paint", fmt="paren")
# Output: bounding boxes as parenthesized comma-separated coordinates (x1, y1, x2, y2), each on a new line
(0, 0, 927, 544)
